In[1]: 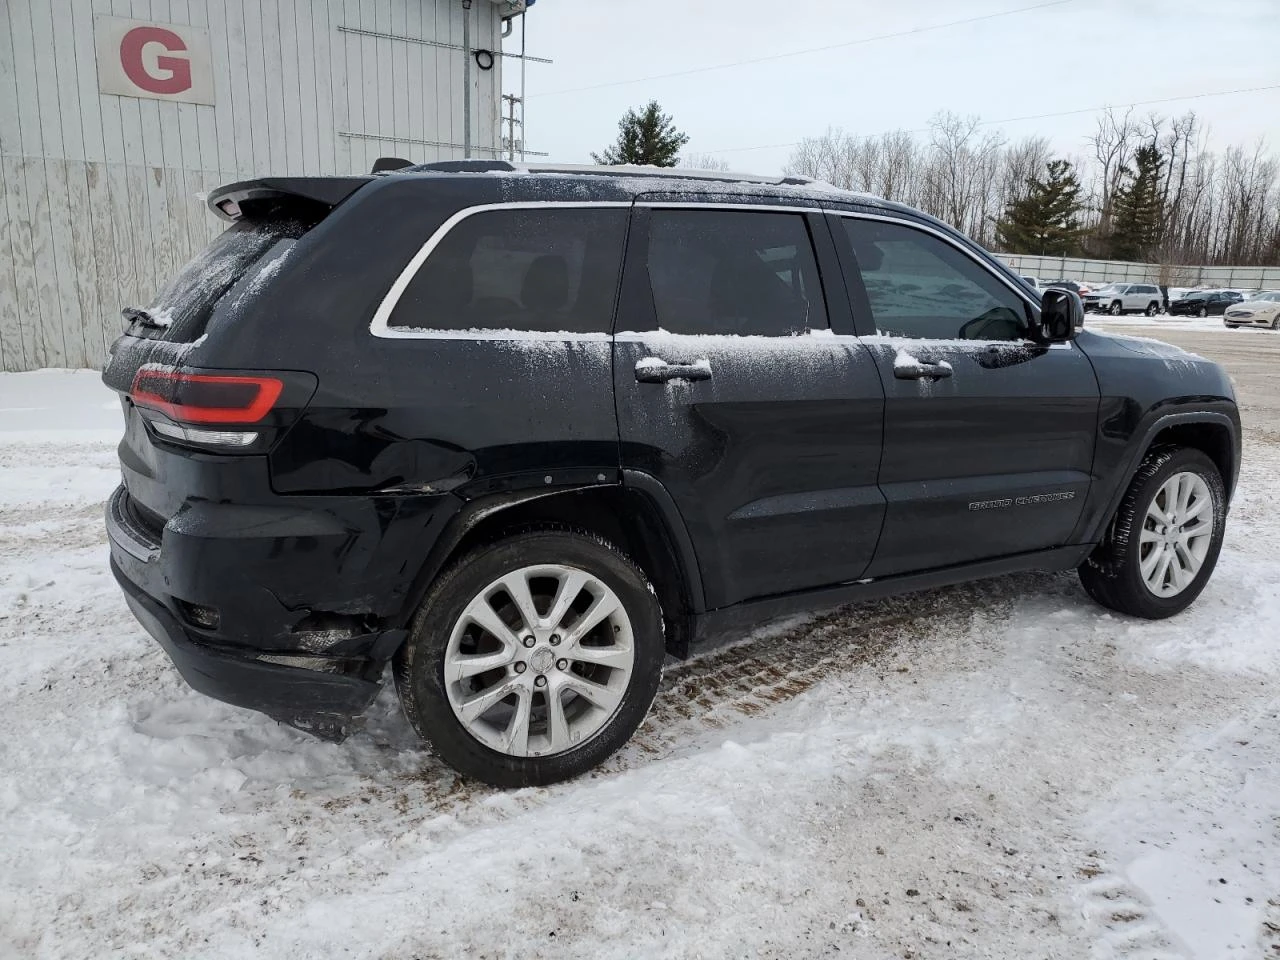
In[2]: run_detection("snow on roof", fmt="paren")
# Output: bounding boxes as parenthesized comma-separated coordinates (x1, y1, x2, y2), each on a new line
(405, 160, 886, 204)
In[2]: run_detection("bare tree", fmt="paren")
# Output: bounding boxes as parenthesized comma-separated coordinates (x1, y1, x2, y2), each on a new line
(1089, 107, 1142, 235)
(783, 111, 1280, 266)
(924, 112, 1005, 243)
(680, 152, 732, 172)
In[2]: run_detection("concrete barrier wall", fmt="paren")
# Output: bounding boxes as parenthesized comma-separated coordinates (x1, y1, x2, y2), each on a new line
(997, 253, 1280, 290)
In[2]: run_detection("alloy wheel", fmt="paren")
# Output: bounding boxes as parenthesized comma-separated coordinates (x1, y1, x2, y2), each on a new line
(1138, 471, 1214, 598)
(443, 564, 635, 758)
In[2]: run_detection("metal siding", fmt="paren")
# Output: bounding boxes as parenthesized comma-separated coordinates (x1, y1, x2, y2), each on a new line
(1, 0, 508, 370)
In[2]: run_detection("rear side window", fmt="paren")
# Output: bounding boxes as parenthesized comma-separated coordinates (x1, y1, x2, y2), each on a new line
(140, 218, 304, 341)
(644, 210, 827, 336)
(389, 208, 628, 333)
(841, 218, 1029, 341)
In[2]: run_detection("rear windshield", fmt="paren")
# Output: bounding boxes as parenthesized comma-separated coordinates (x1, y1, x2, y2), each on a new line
(132, 218, 304, 341)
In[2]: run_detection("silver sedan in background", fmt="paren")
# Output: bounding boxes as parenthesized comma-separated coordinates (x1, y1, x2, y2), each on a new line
(1224, 291, 1280, 330)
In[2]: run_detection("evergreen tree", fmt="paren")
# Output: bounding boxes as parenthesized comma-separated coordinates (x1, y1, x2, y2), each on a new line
(994, 159, 1086, 255)
(1107, 144, 1165, 261)
(592, 101, 689, 167)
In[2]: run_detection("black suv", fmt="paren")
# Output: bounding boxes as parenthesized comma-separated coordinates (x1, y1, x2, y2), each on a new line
(104, 163, 1240, 787)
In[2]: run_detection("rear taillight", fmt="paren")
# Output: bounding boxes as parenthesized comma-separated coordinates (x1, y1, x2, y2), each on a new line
(128, 365, 310, 451)
(131, 368, 283, 424)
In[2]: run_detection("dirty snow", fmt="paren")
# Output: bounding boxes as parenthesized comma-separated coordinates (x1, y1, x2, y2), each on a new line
(2, 370, 1280, 959)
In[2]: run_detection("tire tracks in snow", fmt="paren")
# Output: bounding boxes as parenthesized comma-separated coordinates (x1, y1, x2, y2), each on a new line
(1073, 855, 1187, 960)
(1263, 896, 1280, 957)
(339, 575, 1051, 817)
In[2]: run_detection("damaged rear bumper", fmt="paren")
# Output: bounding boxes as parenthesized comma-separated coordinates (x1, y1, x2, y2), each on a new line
(111, 557, 383, 739)
(105, 485, 403, 739)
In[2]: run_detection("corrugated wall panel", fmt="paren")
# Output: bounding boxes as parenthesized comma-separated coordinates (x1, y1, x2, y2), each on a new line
(0, 0, 507, 371)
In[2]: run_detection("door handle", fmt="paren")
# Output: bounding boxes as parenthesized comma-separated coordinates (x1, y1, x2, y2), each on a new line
(893, 359, 953, 381)
(635, 359, 712, 383)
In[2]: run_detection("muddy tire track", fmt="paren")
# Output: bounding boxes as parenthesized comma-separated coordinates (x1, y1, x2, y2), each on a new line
(1072, 853, 1186, 959)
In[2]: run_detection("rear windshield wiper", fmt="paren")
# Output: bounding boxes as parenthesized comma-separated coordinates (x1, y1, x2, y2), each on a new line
(121, 307, 167, 330)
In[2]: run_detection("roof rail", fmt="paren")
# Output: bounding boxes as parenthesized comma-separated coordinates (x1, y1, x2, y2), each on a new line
(408, 160, 816, 187)
(408, 160, 519, 173)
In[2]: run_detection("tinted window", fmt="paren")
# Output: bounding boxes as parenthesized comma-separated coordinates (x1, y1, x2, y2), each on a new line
(390, 208, 628, 333)
(645, 210, 827, 335)
(140, 218, 305, 342)
(842, 219, 1030, 340)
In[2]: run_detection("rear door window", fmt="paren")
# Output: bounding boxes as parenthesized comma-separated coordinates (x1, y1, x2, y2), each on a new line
(389, 207, 628, 334)
(643, 209, 827, 336)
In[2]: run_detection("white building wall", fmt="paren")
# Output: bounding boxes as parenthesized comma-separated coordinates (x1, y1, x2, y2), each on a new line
(0, 0, 505, 371)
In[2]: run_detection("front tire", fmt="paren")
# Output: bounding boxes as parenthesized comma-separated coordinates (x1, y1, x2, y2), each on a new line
(1145, 301, 1159, 316)
(1198, 306, 1208, 318)
(1078, 448, 1226, 619)
(395, 530, 665, 787)
(1109, 301, 1123, 316)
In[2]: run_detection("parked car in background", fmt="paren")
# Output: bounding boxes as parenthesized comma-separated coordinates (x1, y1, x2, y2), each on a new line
(1083, 283, 1164, 316)
(1223, 291, 1280, 329)
(1021, 275, 1042, 290)
(1167, 290, 1244, 317)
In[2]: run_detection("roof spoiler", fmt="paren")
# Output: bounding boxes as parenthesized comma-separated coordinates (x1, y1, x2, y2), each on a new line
(207, 176, 372, 222)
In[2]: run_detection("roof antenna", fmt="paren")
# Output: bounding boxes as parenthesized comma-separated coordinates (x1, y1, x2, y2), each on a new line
(371, 157, 413, 173)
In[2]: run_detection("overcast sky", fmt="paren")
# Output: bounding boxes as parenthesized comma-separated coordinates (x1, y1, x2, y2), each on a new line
(512, 0, 1280, 174)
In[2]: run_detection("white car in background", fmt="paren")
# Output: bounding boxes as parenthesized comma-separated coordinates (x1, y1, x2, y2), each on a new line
(1082, 282, 1164, 316)
(1223, 291, 1280, 330)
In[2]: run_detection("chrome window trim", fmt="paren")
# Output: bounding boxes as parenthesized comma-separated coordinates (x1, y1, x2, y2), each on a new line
(369, 201, 631, 340)
(830, 209, 1072, 350)
(370, 199, 1056, 343)
(636, 201, 820, 214)
(827, 209, 1041, 312)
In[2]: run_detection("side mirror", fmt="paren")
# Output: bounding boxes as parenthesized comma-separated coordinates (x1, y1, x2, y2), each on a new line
(1036, 288, 1082, 343)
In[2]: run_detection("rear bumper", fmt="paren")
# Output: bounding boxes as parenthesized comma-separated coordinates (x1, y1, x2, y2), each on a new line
(106, 486, 390, 736)
(112, 558, 381, 735)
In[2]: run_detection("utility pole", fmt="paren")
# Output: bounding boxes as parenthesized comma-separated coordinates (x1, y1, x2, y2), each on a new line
(502, 93, 523, 161)
(461, 0, 472, 159)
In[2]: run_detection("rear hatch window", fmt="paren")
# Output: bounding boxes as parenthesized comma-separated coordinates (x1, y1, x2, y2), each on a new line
(125, 218, 306, 342)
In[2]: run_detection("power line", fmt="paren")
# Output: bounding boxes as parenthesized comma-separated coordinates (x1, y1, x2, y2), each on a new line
(707, 83, 1280, 155)
(529, 0, 1073, 99)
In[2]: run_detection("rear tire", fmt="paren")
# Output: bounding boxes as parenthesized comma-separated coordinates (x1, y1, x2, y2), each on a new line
(1078, 448, 1226, 619)
(394, 529, 665, 787)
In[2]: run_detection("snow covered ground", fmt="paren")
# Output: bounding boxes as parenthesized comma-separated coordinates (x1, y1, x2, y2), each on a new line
(1087, 314, 1278, 334)
(2, 369, 1279, 960)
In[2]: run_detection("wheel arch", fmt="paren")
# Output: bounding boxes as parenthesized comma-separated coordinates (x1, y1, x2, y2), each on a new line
(393, 475, 705, 659)
(1082, 409, 1240, 545)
